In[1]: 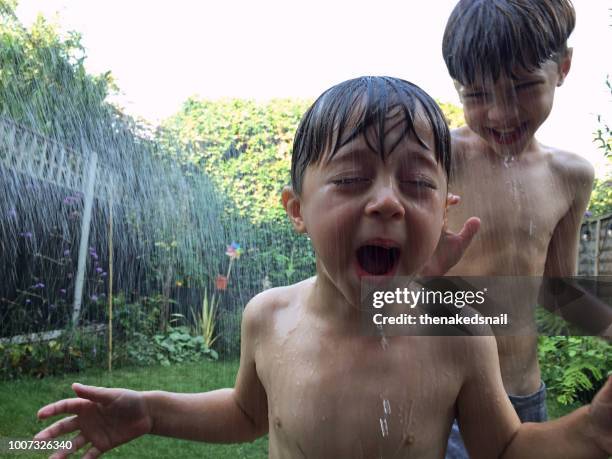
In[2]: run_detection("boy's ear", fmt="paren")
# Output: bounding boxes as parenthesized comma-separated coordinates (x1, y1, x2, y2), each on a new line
(556, 48, 573, 87)
(452, 80, 464, 101)
(282, 186, 307, 233)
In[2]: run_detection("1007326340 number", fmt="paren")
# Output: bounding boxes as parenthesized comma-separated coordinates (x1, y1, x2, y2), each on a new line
(6, 439, 73, 451)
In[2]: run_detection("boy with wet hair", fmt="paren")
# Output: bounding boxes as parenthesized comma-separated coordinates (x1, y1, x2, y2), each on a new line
(35, 77, 611, 459)
(440, 1, 612, 457)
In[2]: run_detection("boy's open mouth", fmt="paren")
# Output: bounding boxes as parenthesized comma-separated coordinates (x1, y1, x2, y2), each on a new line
(487, 123, 528, 145)
(356, 244, 401, 276)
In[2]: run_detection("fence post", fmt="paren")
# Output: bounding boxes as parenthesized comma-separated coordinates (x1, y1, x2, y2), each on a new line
(594, 219, 601, 276)
(72, 152, 98, 325)
(108, 179, 114, 372)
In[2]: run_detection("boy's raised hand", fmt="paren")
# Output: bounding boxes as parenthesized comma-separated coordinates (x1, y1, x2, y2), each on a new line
(589, 376, 612, 454)
(35, 383, 152, 458)
(420, 194, 480, 276)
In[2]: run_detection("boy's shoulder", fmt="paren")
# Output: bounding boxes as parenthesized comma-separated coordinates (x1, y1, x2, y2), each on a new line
(242, 277, 314, 333)
(542, 145, 594, 184)
(450, 126, 487, 160)
(451, 126, 594, 183)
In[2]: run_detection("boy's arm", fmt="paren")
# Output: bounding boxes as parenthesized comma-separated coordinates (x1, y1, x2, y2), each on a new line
(35, 296, 269, 455)
(538, 158, 612, 336)
(146, 295, 269, 442)
(457, 336, 611, 459)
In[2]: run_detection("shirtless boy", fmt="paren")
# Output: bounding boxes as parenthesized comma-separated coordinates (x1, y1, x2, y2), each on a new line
(35, 77, 612, 459)
(441, 1, 612, 457)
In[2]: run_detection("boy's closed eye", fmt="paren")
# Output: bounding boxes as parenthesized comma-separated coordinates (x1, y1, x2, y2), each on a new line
(514, 80, 543, 92)
(400, 176, 438, 190)
(330, 173, 438, 192)
(331, 176, 371, 186)
(463, 91, 490, 102)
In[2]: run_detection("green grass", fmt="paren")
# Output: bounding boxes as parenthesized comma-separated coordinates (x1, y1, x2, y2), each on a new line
(0, 360, 579, 459)
(0, 360, 268, 458)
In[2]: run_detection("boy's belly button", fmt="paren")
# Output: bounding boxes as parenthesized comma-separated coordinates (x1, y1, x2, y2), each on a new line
(404, 433, 415, 445)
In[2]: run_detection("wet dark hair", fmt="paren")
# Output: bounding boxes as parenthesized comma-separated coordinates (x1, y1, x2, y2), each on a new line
(443, 0, 575, 85)
(290, 76, 451, 195)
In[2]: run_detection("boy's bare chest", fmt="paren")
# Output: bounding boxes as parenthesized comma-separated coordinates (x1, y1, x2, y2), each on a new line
(448, 157, 569, 274)
(452, 158, 567, 228)
(258, 334, 461, 458)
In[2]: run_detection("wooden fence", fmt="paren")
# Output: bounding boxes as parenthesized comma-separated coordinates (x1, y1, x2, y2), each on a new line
(578, 213, 612, 275)
(0, 116, 114, 325)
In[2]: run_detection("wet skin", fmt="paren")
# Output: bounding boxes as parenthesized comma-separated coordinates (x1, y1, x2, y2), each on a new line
(448, 56, 596, 395)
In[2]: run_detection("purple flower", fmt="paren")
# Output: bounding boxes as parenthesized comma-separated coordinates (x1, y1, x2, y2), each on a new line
(96, 267, 104, 273)
(101, 272, 107, 277)
(67, 272, 73, 279)
(63, 249, 70, 257)
(32, 283, 45, 289)
(25, 299, 31, 304)
(20, 232, 33, 238)
(7, 208, 16, 218)
(584, 210, 593, 218)
(63, 195, 81, 205)
(59, 288, 67, 294)
(90, 294, 99, 302)
(49, 304, 57, 310)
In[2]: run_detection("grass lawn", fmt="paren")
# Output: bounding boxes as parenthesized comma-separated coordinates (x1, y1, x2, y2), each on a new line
(0, 360, 267, 458)
(0, 359, 579, 458)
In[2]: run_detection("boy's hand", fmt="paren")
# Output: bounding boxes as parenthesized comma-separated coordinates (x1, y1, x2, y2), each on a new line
(588, 376, 612, 454)
(420, 194, 480, 276)
(35, 383, 152, 458)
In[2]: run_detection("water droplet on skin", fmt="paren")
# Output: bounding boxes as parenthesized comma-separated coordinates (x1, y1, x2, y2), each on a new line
(383, 399, 391, 415)
(379, 417, 389, 437)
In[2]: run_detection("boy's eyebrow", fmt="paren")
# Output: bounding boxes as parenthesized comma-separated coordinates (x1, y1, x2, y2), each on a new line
(329, 140, 439, 170)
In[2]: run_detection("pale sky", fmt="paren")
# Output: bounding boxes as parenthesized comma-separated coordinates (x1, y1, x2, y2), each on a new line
(16, 0, 612, 173)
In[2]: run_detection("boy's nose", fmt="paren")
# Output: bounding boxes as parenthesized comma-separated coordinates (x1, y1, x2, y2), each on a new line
(364, 183, 405, 220)
(486, 96, 520, 125)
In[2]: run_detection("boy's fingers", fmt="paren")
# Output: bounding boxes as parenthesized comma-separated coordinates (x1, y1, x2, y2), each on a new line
(50, 433, 87, 459)
(38, 398, 90, 420)
(458, 217, 480, 242)
(35, 415, 79, 440)
(82, 446, 102, 459)
(597, 376, 612, 401)
(72, 383, 117, 405)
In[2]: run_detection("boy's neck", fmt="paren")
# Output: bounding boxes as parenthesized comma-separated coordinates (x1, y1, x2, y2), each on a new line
(308, 270, 364, 331)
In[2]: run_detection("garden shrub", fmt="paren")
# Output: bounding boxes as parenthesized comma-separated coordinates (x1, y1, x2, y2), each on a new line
(539, 335, 611, 405)
(0, 328, 104, 380)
